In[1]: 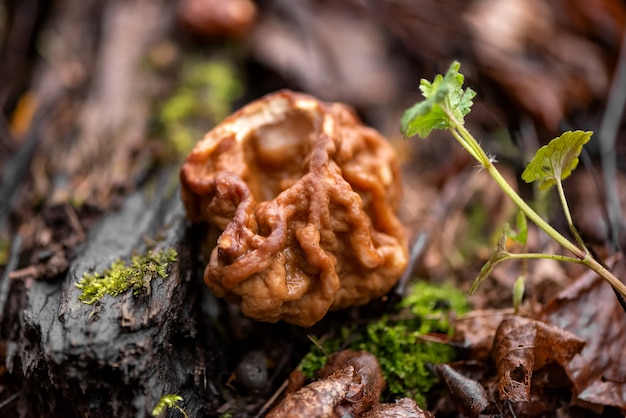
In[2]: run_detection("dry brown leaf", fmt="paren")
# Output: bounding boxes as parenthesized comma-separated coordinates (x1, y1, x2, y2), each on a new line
(492, 316, 585, 403)
(542, 260, 626, 410)
(434, 363, 491, 417)
(267, 350, 385, 417)
(453, 309, 515, 360)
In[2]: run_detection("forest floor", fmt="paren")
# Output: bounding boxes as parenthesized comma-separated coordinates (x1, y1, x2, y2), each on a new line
(1, 0, 626, 417)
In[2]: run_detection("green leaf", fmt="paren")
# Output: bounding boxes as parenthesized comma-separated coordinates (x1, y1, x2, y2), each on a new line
(521, 130, 592, 190)
(401, 61, 476, 138)
(505, 211, 527, 246)
(469, 225, 511, 294)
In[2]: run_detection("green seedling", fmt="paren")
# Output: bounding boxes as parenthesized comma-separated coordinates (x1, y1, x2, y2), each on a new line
(152, 394, 188, 418)
(75, 247, 177, 304)
(401, 61, 626, 301)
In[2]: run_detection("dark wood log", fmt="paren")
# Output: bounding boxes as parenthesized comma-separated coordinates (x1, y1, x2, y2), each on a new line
(6, 173, 218, 417)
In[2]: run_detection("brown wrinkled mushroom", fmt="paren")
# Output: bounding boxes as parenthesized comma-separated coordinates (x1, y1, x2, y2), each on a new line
(180, 90, 408, 326)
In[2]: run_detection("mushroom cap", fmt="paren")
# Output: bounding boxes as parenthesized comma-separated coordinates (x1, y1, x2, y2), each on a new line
(180, 90, 408, 326)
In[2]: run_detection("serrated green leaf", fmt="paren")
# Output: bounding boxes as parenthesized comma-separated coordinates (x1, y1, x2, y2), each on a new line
(521, 130, 592, 190)
(401, 61, 476, 138)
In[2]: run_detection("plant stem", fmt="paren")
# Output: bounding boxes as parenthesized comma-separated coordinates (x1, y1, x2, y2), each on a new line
(505, 252, 584, 264)
(447, 118, 626, 299)
(450, 122, 584, 258)
(556, 179, 590, 255)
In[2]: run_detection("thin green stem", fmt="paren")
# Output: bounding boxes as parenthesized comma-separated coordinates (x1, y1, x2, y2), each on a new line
(449, 121, 585, 258)
(175, 405, 189, 418)
(504, 252, 585, 264)
(556, 179, 590, 255)
(443, 107, 626, 300)
(450, 129, 482, 162)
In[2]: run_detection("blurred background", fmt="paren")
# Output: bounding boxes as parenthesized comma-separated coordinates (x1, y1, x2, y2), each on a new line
(1, 0, 626, 415)
(3, 0, 625, 292)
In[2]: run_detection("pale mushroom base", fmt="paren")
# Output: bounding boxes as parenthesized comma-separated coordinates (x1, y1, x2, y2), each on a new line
(180, 91, 408, 327)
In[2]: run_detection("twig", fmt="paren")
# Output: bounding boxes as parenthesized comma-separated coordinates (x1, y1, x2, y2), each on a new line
(8, 266, 38, 280)
(65, 204, 86, 241)
(0, 391, 20, 410)
(255, 378, 288, 418)
(395, 232, 428, 296)
(599, 26, 626, 251)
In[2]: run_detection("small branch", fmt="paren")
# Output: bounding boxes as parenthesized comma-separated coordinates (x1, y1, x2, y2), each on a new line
(599, 26, 626, 251)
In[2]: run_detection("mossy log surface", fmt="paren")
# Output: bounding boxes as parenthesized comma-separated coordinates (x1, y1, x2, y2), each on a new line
(5, 178, 216, 417)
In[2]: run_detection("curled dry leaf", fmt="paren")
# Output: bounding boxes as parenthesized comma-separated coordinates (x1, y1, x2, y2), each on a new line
(492, 316, 585, 403)
(542, 260, 626, 410)
(267, 350, 384, 417)
(453, 309, 515, 360)
(180, 91, 408, 326)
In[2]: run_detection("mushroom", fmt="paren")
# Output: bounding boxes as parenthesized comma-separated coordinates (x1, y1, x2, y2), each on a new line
(180, 90, 408, 326)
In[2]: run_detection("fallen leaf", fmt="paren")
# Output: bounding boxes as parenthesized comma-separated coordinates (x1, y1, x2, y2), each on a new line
(542, 259, 626, 410)
(453, 308, 515, 360)
(492, 316, 585, 402)
(267, 350, 385, 417)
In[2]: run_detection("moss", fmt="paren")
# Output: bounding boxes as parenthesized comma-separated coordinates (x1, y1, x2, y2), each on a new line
(151, 394, 187, 418)
(298, 331, 347, 378)
(158, 58, 243, 157)
(75, 247, 177, 304)
(298, 281, 469, 406)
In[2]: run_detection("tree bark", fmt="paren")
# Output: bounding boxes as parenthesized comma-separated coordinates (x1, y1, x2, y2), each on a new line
(6, 173, 217, 417)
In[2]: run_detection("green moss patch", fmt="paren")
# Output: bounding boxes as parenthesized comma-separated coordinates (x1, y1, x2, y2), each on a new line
(75, 248, 177, 304)
(298, 281, 469, 406)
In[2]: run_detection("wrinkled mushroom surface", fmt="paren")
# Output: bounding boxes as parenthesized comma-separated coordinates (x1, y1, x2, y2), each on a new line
(180, 90, 407, 326)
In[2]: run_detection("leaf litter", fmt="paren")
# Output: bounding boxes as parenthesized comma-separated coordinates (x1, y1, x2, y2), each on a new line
(4, 1, 626, 416)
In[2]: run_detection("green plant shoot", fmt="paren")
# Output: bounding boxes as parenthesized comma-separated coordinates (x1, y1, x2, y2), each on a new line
(401, 61, 476, 138)
(401, 61, 626, 301)
(513, 276, 525, 314)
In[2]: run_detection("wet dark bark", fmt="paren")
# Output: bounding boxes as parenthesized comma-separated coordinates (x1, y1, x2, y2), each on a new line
(0, 0, 225, 416)
(3, 174, 220, 417)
